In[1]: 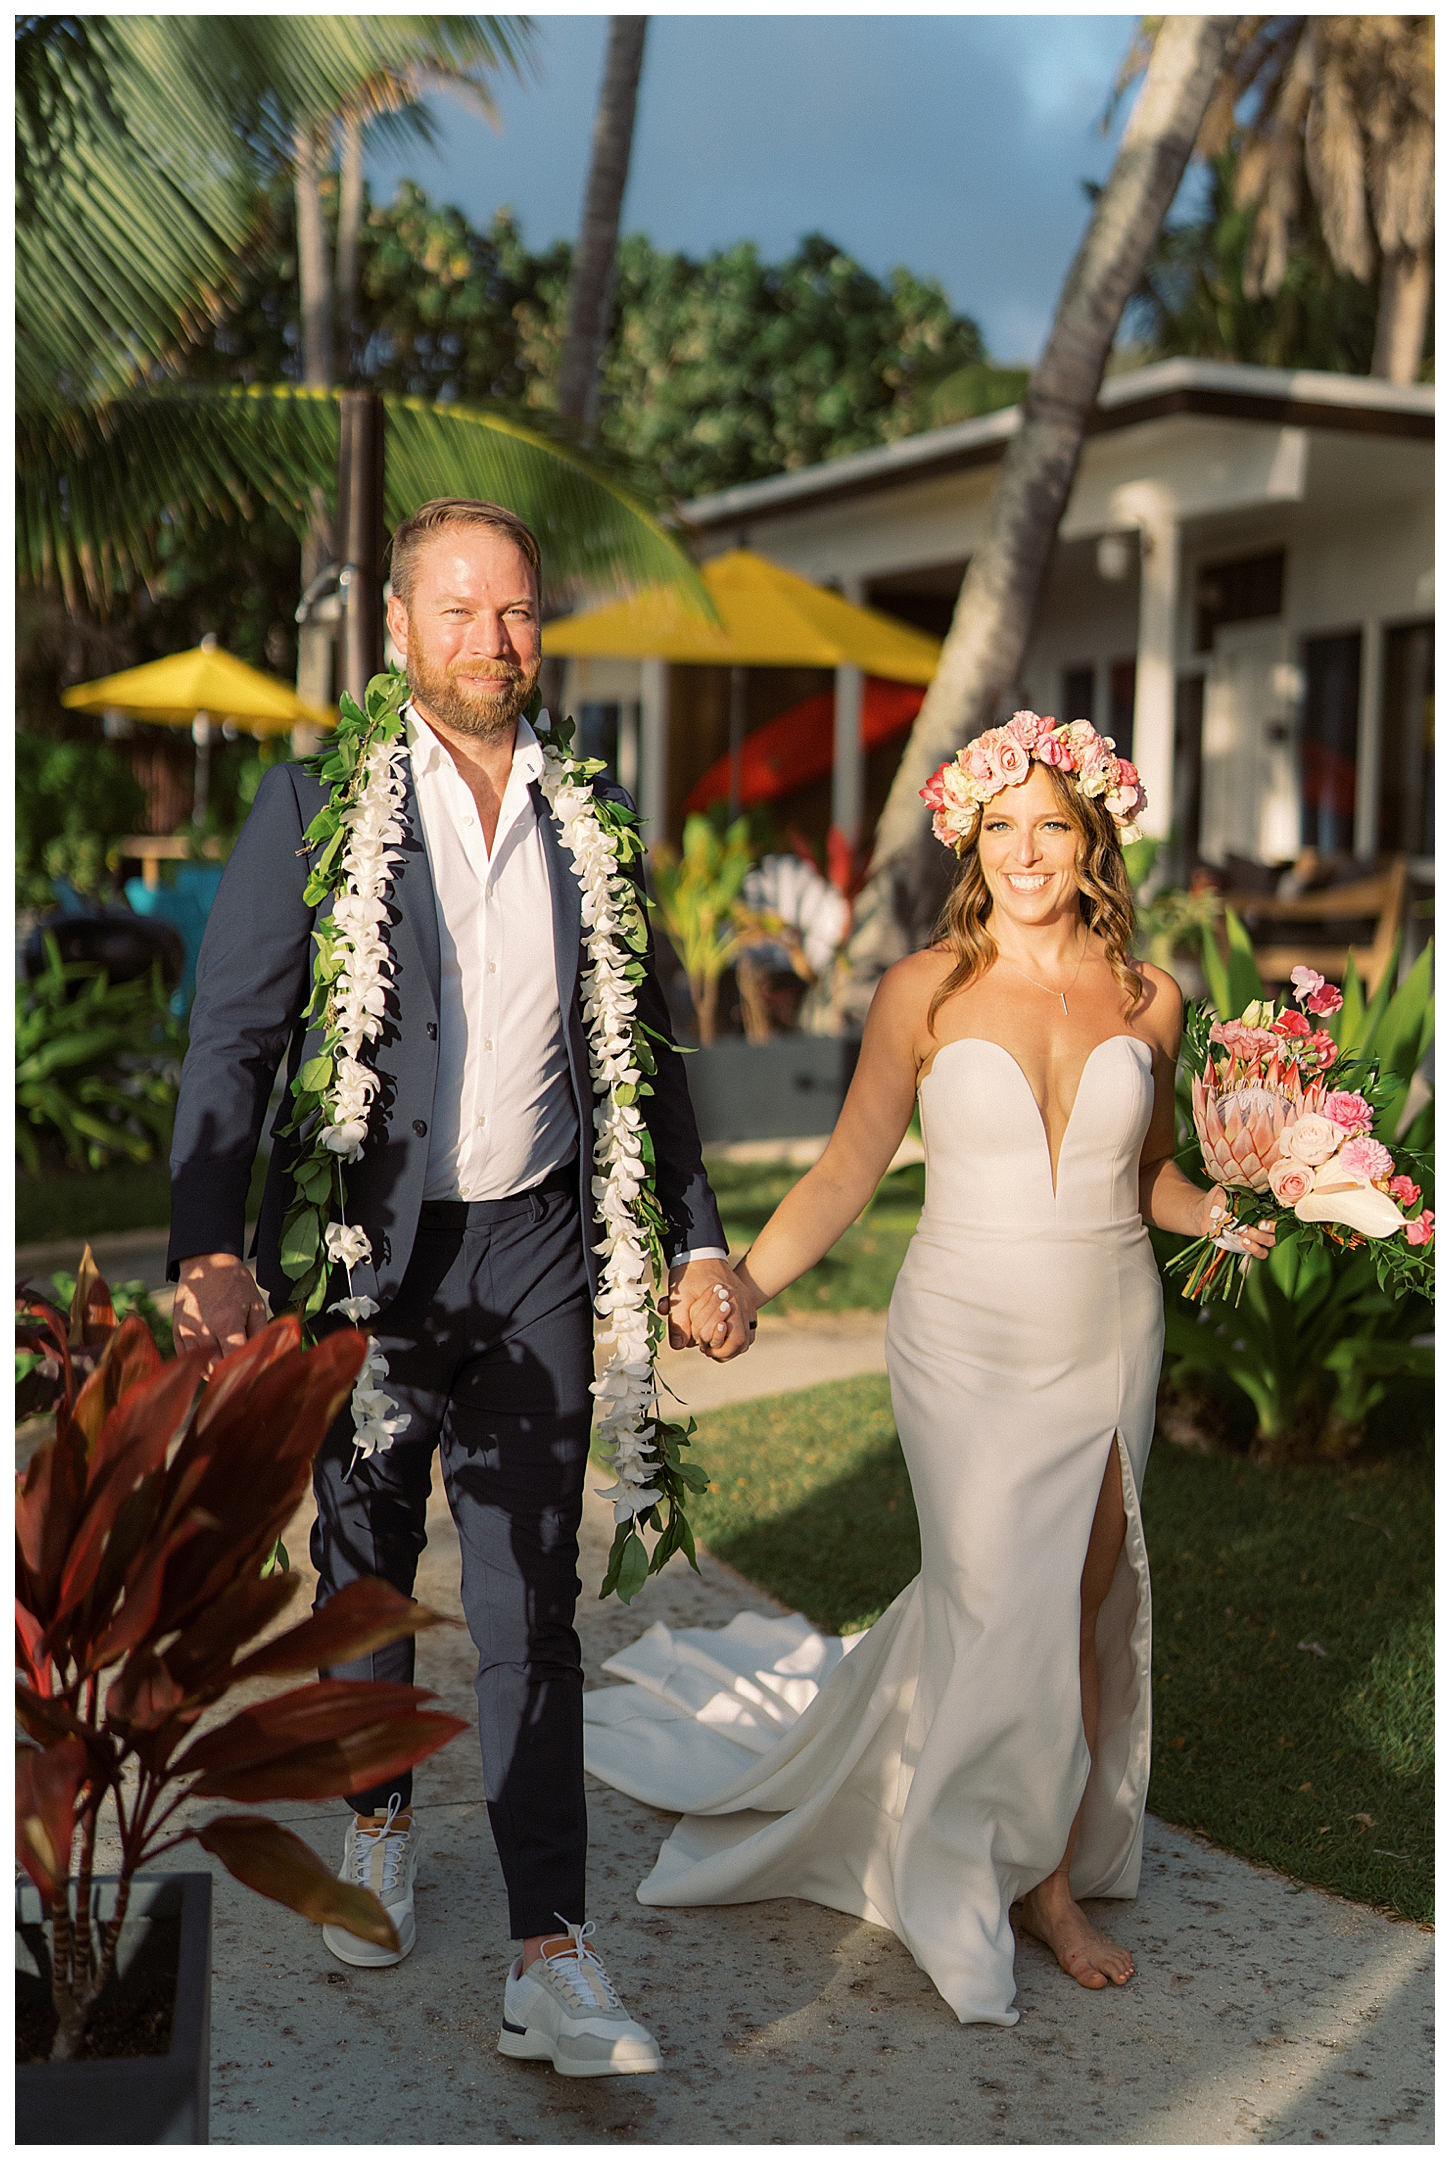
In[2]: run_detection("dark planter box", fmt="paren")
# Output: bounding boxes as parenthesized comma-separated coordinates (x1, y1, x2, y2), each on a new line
(17, 1874, 211, 2146)
(684, 1035, 860, 1145)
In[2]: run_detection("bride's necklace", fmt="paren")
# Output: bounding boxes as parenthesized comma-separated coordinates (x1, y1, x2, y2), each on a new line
(999, 937, 1089, 1015)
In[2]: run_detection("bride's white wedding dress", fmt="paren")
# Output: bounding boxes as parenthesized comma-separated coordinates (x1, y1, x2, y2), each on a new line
(584, 1032, 1163, 2026)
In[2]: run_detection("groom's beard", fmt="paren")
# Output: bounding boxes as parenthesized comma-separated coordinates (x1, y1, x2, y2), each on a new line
(405, 642, 541, 741)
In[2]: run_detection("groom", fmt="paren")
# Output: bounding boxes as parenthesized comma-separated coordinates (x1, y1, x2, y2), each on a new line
(168, 497, 750, 2076)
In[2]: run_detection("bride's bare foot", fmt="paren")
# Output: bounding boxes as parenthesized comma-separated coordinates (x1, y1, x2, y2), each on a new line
(1015, 1882, 1134, 1990)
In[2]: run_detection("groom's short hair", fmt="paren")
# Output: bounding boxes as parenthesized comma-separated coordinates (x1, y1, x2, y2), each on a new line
(388, 498, 542, 606)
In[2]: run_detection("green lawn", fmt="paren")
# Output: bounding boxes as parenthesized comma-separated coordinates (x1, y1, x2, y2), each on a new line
(683, 1375, 1433, 1924)
(706, 1156, 923, 1314)
(16, 1155, 270, 1250)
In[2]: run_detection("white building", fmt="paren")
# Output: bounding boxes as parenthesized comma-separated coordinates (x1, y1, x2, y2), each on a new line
(562, 359, 1432, 881)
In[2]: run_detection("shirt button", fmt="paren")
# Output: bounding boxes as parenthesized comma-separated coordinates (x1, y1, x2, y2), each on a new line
(487, 961, 497, 974)
(484, 1038, 493, 1050)
(477, 1115, 487, 1126)
(412, 1119, 428, 1137)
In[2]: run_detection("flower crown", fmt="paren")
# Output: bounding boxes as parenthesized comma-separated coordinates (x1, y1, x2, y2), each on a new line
(920, 711, 1146, 856)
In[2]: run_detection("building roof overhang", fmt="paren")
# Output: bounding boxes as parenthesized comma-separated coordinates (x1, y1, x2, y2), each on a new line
(679, 358, 1434, 534)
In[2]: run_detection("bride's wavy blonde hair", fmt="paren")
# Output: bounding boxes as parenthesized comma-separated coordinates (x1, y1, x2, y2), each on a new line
(927, 763, 1140, 1031)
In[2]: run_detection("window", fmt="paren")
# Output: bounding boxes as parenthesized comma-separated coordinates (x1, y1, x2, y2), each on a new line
(1194, 549, 1285, 654)
(1300, 632, 1361, 856)
(1108, 657, 1137, 758)
(1378, 620, 1433, 857)
(1061, 665, 1094, 726)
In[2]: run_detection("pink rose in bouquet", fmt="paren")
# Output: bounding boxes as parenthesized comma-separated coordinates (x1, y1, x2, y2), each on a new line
(1323, 1090, 1374, 1137)
(1338, 1136, 1394, 1186)
(1285, 1113, 1343, 1166)
(1267, 1157, 1316, 1206)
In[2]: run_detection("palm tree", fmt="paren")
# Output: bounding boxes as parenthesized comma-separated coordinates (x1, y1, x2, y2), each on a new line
(841, 16, 1235, 1012)
(556, 17, 650, 435)
(17, 17, 704, 628)
(1118, 16, 1434, 385)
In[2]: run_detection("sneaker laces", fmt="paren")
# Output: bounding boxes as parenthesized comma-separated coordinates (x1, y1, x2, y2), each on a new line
(540, 1916, 622, 2014)
(350, 1794, 410, 1898)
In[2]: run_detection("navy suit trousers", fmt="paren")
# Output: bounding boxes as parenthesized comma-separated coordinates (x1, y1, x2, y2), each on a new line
(310, 1173, 594, 1940)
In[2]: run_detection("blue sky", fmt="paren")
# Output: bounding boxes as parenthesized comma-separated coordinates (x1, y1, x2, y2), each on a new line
(366, 14, 1150, 364)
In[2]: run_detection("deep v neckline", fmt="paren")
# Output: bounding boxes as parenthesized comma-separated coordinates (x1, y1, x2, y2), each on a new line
(923, 1034, 1151, 1197)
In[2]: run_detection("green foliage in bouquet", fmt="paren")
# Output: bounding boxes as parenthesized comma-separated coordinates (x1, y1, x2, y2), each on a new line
(17, 936, 187, 1173)
(1163, 917, 1434, 1458)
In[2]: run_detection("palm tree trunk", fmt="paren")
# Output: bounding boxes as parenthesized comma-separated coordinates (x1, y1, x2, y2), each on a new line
(294, 123, 335, 714)
(840, 16, 1236, 1016)
(1371, 245, 1431, 385)
(556, 16, 648, 433)
(335, 112, 365, 387)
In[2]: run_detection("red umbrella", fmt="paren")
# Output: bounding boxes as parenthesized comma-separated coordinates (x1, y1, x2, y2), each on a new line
(684, 676, 926, 816)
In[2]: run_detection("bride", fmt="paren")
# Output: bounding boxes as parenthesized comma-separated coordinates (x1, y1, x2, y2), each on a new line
(588, 714, 1274, 2028)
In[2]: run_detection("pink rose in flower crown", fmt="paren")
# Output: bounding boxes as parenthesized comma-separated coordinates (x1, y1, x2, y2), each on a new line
(1008, 709, 1053, 749)
(1267, 1157, 1316, 1206)
(965, 744, 994, 784)
(991, 734, 1032, 786)
(1285, 1113, 1342, 1166)
(1406, 1209, 1435, 1248)
(1037, 734, 1074, 769)
(1389, 1174, 1422, 1207)
(1323, 1090, 1374, 1138)
(1338, 1136, 1394, 1186)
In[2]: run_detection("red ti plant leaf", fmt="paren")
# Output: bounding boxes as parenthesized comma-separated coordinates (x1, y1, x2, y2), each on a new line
(65, 1314, 165, 1456)
(229, 1579, 459, 1682)
(81, 1511, 213, 1676)
(16, 1414, 89, 1631)
(192, 1815, 398, 1951)
(16, 1736, 89, 1901)
(187, 1713, 468, 1804)
(161, 1572, 303, 1700)
(68, 1244, 117, 1348)
(173, 1679, 446, 1779)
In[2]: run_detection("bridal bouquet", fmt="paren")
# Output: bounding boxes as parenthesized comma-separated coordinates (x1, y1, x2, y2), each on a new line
(1171, 966, 1434, 1306)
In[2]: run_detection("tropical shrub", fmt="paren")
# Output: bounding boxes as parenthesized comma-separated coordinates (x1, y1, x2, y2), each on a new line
(1161, 917, 1434, 1460)
(16, 1310, 466, 2061)
(651, 815, 777, 1045)
(17, 735, 150, 910)
(16, 935, 186, 1173)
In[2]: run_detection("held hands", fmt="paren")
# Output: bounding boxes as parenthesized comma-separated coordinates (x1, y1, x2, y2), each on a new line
(661, 1256, 758, 1362)
(172, 1252, 270, 1372)
(1202, 1185, 1277, 1262)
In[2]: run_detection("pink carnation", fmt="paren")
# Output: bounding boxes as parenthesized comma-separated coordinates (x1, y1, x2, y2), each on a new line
(1389, 1174, 1422, 1206)
(1405, 1209, 1434, 1249)
(1267, 1157, 1316, 1206)
(1323, 1090, 1374, 1137)
(1338, 1136, 1394, 1186)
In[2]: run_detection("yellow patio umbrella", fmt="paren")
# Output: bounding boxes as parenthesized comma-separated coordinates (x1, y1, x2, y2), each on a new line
(543, 547, 940, 829)
(542, 548, 941, 679)
(62, 635, 336, 822)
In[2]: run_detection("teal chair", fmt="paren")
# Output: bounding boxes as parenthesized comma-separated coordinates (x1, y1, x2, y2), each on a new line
(125, 865, 226, 1013)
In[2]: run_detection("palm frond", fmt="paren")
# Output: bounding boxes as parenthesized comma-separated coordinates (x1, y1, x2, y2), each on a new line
(18, 385, 707, 618)
(16, 17, 535, 420)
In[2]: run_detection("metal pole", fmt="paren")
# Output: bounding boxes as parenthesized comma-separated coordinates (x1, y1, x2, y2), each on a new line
(337, 389, 386, 704)
(191, 713, 212, 827)
(728, 665, 747, 821)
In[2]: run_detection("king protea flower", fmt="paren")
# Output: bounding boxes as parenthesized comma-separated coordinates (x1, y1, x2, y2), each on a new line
(1191, 1062, 1325, 1193)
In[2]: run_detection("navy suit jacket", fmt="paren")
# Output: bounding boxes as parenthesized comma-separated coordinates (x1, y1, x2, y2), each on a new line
(167, 752, 725, 1308)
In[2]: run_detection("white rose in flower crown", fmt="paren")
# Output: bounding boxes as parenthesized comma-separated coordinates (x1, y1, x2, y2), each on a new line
(1285, 1113, 1342, 1167)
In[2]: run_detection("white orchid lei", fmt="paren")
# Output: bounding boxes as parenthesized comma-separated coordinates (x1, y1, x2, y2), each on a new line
(281, 674, 705, 1596)
(536, 711, 709, 1605)
(279, 671, 415, 1462)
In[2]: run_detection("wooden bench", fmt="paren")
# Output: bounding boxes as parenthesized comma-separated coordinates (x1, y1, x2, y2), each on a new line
(1217, 853, 1408, 996)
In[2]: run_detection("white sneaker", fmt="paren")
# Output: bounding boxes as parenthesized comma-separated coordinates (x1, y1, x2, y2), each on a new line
(321, 1798, 422, 1968)
(498, 1919, 663, 2077)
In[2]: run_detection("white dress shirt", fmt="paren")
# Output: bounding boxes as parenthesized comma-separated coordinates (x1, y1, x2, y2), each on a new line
(406, 707, 724, 1260)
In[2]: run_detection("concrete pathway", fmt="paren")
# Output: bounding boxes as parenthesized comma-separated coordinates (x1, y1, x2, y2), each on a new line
(25, 1234, 1432, 2141)
(75, 1455, 1430, 2145)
